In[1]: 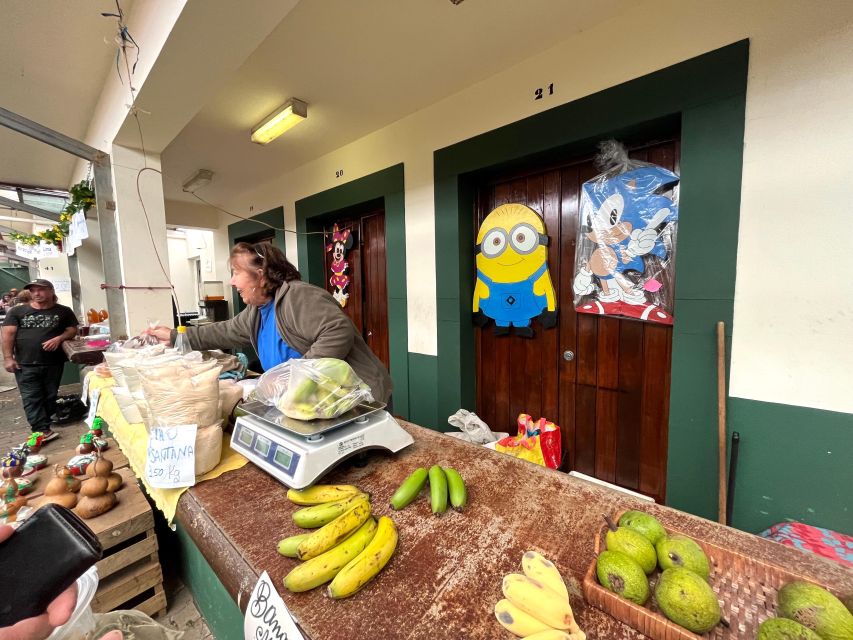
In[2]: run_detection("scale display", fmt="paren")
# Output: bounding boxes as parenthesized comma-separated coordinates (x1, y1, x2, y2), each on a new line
(233, 424, 300, 478)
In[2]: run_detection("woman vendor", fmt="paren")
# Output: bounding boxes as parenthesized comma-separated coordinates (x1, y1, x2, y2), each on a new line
(147, 242, 392, 404)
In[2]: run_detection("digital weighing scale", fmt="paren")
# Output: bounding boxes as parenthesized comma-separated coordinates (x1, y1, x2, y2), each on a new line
(231, 400, 414, 489)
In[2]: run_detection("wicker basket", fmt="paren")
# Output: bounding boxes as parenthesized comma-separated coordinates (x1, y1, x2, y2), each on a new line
(582, 513, 825, 639)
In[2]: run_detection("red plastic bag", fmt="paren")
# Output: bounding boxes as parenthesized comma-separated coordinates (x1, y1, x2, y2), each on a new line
(495, 414, 562, 470)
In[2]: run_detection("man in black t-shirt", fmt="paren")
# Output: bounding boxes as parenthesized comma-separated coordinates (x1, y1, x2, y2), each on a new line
(2, 279, 78, 441)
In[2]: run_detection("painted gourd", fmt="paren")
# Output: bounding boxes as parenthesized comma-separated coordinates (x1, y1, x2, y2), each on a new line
(43, 466, 79, 509)
(0, 478, 28, 522)
(74, 449, 117, 519)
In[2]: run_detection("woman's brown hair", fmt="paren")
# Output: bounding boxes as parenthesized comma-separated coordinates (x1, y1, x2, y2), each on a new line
(230, 242, 301, 295)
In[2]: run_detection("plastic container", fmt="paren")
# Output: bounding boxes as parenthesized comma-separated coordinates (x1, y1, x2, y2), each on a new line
(48, 565, 99, 640)
(173, 325, 192, 355)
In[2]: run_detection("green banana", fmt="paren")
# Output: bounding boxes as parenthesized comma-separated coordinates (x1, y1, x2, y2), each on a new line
(286, 484, 361, 505)
(297, 501, 372, 560)
(428, 465, 448, 514)
(277, 533, 312, 558)
(283, 518, 377, 592)
(292, 493, 369, 528)
(327, 516, 398, 599)
(390, 468, 428, 510)
(443, 467, 467, 511)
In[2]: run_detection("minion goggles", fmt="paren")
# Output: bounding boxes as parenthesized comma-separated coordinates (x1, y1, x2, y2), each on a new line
(476, 222, 550, 258)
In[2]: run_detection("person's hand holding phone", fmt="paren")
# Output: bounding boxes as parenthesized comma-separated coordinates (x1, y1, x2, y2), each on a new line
(0, 525, 77, 640)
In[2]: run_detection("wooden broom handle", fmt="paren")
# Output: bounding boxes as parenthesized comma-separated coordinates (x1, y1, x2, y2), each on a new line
(717, 321, 727, 526)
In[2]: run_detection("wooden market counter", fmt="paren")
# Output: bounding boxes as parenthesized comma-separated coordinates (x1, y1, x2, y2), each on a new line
(168, 421, 853, 639)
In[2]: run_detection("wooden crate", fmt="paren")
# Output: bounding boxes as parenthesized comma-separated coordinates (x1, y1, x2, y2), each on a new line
(31, 467, 166, 618)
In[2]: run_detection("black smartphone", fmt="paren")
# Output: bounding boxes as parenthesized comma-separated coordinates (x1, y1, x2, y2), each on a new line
(0, 504, 102, 627)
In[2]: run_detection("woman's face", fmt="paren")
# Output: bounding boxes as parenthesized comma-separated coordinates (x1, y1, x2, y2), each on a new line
(229, 253, 270, 306)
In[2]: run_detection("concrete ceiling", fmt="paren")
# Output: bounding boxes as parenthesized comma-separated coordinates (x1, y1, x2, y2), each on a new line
(0, 0, 134, 190)
(161, 0, 635, 204)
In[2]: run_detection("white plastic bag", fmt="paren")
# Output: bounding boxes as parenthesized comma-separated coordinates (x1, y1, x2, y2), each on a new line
(139, 362, 222, 428)
(446, 409, 507, 444)
(255, 358, 373, 421)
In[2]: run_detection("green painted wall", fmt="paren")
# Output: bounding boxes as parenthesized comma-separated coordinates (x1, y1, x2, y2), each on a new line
(728, 399, 853, 535)
(0, 267, 30, 294)
(173, 525, 244, 640)
(295, 164, 410, 418)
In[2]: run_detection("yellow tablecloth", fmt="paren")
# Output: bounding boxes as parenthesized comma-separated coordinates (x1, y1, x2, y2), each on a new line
(87, 374, 248, 524)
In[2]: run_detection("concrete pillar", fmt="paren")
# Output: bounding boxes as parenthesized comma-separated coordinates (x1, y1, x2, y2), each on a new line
(76, 217, 108, 314)
(110, 145, 173, 335)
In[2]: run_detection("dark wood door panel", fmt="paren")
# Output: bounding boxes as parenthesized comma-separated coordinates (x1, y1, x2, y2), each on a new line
(475, 138, 678, 502)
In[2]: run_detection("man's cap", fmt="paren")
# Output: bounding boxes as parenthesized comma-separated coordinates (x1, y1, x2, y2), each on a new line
(23, 279, 54, 291)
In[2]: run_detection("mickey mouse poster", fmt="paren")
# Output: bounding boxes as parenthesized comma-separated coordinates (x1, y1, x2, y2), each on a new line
(572, 155, 679, 325)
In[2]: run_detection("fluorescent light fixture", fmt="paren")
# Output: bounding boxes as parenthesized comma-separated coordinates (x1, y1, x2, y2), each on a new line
(182, 169, 214, 193)
(251, 98, 307, 144)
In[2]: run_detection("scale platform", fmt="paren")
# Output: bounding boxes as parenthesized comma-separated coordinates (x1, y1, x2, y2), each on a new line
(231, 400, 414, 489)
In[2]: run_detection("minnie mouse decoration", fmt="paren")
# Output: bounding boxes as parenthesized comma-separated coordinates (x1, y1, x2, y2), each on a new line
(326, 224, 354, 307)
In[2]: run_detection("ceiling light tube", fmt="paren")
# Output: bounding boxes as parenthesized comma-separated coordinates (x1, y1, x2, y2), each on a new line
(251, 98, 308, 145)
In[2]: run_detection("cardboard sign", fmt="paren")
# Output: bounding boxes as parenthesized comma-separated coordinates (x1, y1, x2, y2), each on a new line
(84, 388, 100, 426)
(80, 372, 92, 404)
(244, 571, 304, 640)
(145, 425, 197, 489)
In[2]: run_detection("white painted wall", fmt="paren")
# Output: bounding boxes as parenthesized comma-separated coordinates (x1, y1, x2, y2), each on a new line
(111, 145, 173, 334)
(166, 232, 196, 314)
(206, 0, 853, 415)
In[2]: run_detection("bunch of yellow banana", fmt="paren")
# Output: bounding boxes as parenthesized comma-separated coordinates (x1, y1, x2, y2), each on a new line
(277, 484, 398, 598)
(494, 551, 586, 639)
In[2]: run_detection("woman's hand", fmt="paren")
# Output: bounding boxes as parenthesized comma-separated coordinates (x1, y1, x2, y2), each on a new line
(142, 326, 173, 345)
(0, 525, 78, 640)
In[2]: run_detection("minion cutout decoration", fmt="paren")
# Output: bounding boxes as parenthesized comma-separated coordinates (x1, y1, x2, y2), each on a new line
(473, 203, 557, 337)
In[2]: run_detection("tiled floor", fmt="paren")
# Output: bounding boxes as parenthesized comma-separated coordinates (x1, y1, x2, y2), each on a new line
(0, 368, 213, 638)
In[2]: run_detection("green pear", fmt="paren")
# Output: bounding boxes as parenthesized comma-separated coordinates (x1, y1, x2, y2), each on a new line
(777, 581, 853, 640)
(656, 535, 710, 579)
(618, 510, 667, 546)
(757, 618, 822, 640)
(604, 515, 657, 574)
(655, 567, 721, 633)
(596, 550, 649, 605)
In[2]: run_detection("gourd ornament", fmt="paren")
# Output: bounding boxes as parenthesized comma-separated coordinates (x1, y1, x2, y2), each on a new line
(77, 431, 108, 455)
(75, 448, 117, 519)
(86, 453, 123, 493)
(42, 465, 79, 510)
(0, 453, 24, 480)
(25, 432, 45, 453)
(0, 477, 28, 522)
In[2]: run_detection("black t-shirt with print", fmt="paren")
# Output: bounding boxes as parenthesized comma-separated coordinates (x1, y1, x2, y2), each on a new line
(3, 304, 78, 365)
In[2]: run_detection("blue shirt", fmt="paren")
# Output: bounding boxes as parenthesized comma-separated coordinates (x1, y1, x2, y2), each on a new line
(256, 301, 301, 371)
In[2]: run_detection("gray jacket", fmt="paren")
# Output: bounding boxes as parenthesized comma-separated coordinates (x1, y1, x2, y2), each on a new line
(181, 280, 392, 402)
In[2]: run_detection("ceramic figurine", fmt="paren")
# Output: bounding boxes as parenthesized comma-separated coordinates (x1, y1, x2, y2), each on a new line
(0, 477, 28, 522)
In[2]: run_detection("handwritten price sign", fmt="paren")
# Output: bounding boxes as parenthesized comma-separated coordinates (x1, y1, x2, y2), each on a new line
(145, 424, 197, 489)
(244, 571, 304, 640)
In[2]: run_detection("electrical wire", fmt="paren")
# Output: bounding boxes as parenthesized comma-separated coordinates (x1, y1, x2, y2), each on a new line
(108, 3, 183, 322)
(107, 0, 356, 331)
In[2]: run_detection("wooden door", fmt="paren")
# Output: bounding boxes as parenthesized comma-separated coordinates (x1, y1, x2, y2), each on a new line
(474, 141, 678, 502)
(324, 210, 390, 371)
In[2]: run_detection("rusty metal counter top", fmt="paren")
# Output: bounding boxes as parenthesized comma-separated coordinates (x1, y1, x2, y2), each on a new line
(174, 421, 853, 639)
